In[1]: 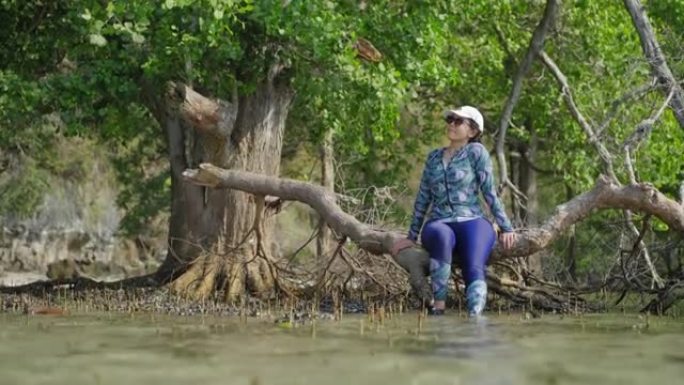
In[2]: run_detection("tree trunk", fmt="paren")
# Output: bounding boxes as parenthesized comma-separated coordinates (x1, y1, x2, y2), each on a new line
(508, 150, 520, 223)
(153, 76, 293, 301)
(565, 184, 577, 282)
(316, 128, 335, 258)
(519, 119, 543, 275)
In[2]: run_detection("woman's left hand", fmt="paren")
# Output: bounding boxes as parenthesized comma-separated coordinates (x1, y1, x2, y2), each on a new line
(500, 232, 518, 250)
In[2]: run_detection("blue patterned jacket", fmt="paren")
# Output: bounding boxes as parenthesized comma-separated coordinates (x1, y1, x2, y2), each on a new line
(407, 142, 513, 241)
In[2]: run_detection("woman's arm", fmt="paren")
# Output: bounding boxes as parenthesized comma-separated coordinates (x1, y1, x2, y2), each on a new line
(407, 152, 435, 241)
(471, 144, 514, 232)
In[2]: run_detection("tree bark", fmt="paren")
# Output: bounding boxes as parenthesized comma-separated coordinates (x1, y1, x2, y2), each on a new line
(565, 184, 577, 282)
(151, 76, 293, 301)
(316, 128, 335, 258)
(623, 0, 684, 130)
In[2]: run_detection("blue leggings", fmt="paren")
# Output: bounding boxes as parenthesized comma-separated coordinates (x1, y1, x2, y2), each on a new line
(420, 218, 496, 301)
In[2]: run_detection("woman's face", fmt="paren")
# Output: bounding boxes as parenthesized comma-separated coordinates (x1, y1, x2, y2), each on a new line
(445, 115, 478, 142)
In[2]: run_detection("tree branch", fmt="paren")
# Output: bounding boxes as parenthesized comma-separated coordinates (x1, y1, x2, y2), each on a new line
(622, 88, 675, 183)
(622, 210, 664, 288)
(623, 0, 684, 129)
(598, 80, 657, 137)
(539, 51, 618, 181)
(183, 164, 398, 255)
(519, 147, 561, 177)
(168, 82, 238, 138)
(619, 89, 675, 289)
(183, 165, 684, 263)
(495, 0, 560, 189)
(540, 47, 673, 292)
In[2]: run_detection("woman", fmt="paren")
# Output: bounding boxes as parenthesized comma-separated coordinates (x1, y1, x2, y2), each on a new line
(392, 106, 517, 317)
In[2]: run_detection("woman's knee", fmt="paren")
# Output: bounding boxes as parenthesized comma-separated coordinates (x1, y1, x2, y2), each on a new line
(455, 218, 496, 283)
(421, 221, 456, 250)
(471, 218, 496, 243)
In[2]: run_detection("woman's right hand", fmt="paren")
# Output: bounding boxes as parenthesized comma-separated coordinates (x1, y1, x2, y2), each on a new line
(390, 238, 416, 257)
(500, 231, 518, 250)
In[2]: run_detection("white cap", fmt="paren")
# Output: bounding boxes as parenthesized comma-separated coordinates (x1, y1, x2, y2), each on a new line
(445, 106, 484, 133)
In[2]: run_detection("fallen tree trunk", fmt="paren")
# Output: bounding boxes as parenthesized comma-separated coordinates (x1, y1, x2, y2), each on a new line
(184, 164, 684, 257)
(184, 164, 684, 303)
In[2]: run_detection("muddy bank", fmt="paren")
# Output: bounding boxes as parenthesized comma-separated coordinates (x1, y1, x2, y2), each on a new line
(0, 286, 377, 326)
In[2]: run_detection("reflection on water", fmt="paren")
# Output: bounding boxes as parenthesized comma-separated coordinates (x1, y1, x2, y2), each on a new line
(0, 312, 683, 385)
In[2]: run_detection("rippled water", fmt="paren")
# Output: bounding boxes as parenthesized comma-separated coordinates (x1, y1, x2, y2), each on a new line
(1, 312, 683, 385)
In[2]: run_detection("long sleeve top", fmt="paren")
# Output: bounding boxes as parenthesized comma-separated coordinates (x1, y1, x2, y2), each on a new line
(407, 142, 514, 241)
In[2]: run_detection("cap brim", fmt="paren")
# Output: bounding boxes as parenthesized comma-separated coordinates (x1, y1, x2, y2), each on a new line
(444, 110, 483, 132)
(445, 109, 470, 119)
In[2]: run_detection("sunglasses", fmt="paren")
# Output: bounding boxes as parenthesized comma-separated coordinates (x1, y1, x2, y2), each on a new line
(445, 115, 472, 126)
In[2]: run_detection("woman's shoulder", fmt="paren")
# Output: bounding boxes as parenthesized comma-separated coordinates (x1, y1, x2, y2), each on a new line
(425, 148, 443, 162)
(466, 142, 489, 158)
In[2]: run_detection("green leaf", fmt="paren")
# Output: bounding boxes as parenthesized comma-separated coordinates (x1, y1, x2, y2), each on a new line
(131, 32, 145, 44)
(88, 34, 107, 47)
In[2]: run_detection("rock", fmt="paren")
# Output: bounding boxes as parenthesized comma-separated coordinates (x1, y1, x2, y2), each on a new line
(46, 259, 83, 280)
(0, 272, 47, 286)
(2, 225, 166, 276)
(66, 231, 91, 251)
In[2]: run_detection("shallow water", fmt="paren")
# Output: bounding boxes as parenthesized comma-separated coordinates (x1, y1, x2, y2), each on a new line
(1, 312, 683, 385)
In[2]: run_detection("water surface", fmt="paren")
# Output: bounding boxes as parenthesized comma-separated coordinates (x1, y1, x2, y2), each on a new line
(1, 312, 682, 385)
